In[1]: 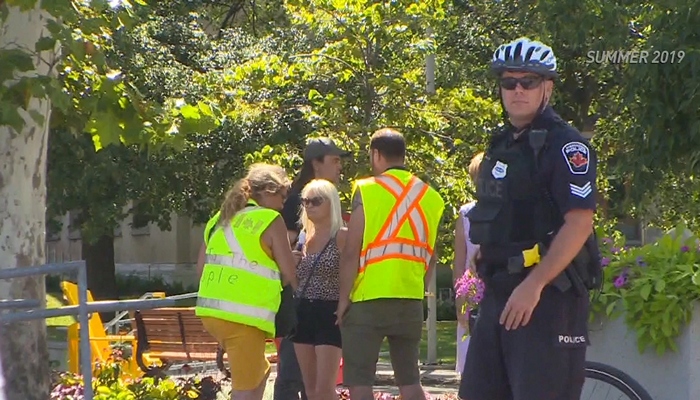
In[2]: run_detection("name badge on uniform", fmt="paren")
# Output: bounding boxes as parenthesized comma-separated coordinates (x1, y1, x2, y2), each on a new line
(491, 161, 508, 179)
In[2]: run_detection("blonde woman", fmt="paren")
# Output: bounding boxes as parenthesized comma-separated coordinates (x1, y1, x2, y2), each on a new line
(195, 163, 299, 400)
(454, 152, 483, 374)
(290, 179, 347, 400)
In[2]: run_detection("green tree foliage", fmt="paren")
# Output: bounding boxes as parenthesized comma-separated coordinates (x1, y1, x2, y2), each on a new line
(44, 0, 333, 301)
(1, 0, 221, 147)
(235, 0, 501, 262)
(45, 1, 276, 299)
(617, 4, 700, 214)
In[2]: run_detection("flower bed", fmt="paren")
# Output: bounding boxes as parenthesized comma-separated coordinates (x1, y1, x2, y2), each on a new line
(51, 369, 223, 400)
(51, 353, 460, 399)
(591, 223, 700, 355)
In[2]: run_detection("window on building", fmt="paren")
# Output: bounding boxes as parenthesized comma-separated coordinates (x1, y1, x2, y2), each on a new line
(131, 212, 151, 236)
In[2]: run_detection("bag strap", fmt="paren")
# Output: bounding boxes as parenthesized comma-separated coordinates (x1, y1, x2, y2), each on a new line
(297, 235, 334, 298)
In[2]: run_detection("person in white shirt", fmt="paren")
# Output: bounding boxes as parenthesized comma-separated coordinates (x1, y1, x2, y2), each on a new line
(453, 152, 484, 374)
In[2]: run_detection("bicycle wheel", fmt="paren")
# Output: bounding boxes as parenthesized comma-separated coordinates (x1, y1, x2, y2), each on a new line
(583, 361, 653, 400)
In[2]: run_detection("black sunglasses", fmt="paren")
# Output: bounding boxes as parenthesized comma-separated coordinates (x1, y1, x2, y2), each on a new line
(301, 196, 324, 207)
(499, 76, 544, 90)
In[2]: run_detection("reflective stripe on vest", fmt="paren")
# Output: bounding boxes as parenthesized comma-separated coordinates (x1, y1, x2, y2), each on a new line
(196, 296, 276, 324)
(359, 174, 432, 272)
(203, 222, 281, 282)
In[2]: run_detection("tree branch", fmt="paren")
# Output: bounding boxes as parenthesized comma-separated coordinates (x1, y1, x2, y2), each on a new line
(290, 53, 361, 75)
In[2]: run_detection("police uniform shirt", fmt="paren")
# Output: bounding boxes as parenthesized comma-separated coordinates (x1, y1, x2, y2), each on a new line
(510, 106, 598, 215)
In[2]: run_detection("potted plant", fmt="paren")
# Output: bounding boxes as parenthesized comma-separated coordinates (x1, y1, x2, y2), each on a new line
(591, 223, 700, 355)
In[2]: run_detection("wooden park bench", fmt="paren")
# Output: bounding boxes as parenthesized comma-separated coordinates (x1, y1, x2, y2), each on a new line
(132, 307, 229, 377)
(132, 307, 278, 378)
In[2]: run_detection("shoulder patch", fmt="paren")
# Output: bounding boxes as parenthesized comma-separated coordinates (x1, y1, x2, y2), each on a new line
(561, 141, 589, 175)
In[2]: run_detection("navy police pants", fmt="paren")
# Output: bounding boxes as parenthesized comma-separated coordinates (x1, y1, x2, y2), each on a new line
(459, 272, 589, 400)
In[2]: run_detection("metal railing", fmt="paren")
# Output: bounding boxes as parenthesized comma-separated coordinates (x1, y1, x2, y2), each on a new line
(0, 262, 197, 400)
(104, 291, 167, 335)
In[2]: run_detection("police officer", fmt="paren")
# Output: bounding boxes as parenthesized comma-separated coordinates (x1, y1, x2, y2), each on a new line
(337, 128, 445, 400)
(459, 37, 599, 400)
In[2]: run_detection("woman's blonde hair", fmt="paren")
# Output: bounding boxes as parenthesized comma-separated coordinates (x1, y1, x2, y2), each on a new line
(219, 163, 290, 222)
(299, 179, 343, 238)
(469, 152, 484, 181)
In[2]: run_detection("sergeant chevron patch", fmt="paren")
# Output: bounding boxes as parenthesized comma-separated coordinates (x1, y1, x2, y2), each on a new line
(570, 182, 592, 198)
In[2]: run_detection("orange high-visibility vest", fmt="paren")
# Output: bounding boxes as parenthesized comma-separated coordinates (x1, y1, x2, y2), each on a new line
(350, 169, 445, 302)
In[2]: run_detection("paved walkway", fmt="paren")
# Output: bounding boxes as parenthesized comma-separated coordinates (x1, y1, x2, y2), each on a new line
(170, 361, 461, 397)
(360, 363, 460, 396)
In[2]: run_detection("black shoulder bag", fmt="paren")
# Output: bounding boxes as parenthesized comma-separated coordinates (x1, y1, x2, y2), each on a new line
(286, 237, 334, 337)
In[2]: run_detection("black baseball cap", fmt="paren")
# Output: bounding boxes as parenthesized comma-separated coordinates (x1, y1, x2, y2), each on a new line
(303, 137, 351, 161)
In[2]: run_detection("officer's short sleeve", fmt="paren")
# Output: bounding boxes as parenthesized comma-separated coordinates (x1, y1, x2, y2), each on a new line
(549, 139, 597, 214)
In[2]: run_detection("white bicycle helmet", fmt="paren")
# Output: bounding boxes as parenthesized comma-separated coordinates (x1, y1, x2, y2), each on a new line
(491, 37, 557, 78)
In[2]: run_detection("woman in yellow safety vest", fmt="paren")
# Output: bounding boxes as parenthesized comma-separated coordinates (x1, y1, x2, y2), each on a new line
(195, 163, 300, 400)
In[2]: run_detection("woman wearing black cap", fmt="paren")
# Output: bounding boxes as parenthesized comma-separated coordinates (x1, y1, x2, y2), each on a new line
(274, 137, 350, 400)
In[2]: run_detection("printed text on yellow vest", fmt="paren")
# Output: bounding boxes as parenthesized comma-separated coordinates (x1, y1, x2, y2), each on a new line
(350, 170, 445, 302)
(196, 206, 282, 337)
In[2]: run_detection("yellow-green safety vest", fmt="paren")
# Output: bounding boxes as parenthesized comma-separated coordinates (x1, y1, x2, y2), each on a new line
(195, 202, 282, 337)
(350, 169, 445, 302)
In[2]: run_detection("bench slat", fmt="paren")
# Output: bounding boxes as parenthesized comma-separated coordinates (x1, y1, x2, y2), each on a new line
(145, 341, 220, 354)
(143, 331, 218, 344)
(149, 351, 224, 361)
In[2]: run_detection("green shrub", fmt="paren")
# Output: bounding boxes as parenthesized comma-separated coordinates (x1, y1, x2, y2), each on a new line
(46, 273, 197, 298)
(591, 223, 700, 355)
(435, 265, 454, 291)
(115, 274, 197, 297)
(422, 298, 457, 321)
(436, 299, 456, 321)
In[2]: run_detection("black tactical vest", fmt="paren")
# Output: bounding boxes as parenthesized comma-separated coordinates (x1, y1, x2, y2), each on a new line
(467, 131, 555, 264)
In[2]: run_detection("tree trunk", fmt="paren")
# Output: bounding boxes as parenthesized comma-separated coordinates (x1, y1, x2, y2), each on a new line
(0, 4, 54, 400)
(82, 234, 118, 321)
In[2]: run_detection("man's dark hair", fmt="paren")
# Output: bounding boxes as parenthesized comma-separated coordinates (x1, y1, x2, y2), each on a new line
(291, 155, 323, 193)
(370, 128, 406, 161)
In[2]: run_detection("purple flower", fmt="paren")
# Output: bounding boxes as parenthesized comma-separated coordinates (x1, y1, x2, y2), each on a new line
(602, 237, 612, 245)
(636, 256, 646, 266)
(613, 268, 630, 288)
(681, 245, 690, 253)
(613, 274, 628, 288)
(611, 247, 621, 255)
(601, 257, 610, 267)
(455, 271, 485, 309)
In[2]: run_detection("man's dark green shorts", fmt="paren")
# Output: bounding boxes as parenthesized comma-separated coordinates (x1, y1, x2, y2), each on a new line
(340, 298, 424, 387)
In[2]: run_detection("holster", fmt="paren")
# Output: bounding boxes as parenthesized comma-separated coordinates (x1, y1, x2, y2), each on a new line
(506, 241, 587, 296)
